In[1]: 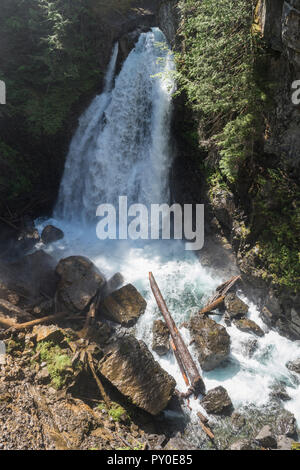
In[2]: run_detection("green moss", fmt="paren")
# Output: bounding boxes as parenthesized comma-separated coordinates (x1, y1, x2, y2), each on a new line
(108, 405, 127, 422)
(6, 338, 24, 355)
(36, 341, 73, 389)
(99, 401, 131, 423)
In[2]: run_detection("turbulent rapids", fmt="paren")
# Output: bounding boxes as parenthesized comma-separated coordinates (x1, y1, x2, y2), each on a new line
(37, 28, 300, 444)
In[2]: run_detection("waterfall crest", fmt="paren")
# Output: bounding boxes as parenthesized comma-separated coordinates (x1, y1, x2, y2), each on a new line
(55, 28, 176, 222)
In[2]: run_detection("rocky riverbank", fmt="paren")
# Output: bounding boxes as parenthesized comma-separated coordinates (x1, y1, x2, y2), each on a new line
(0, 225, 299, 450)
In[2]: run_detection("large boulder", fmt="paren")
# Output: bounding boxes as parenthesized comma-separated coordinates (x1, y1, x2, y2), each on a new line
(189, 316, 230, 371)
(99, 284, 146, 327)
(224, 293, 249, 318)
(240, 338, 258, 357)
(32, 325, 66, 344)
(200, 386, 233, 415)
(286, 358, 300, 374)
(98, 336, 176, 415)
(41, 225, 64, 245)
(55, 256, 106, 313)
(275, 410, 297, 437)
(152, 320, 170, 356)
(233, 318, 265, 337)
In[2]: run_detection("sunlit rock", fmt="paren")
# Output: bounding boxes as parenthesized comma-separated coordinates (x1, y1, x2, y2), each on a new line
(98, 335, 176, 415)
(189, 316, 230, 371)
(99, 284, 146, 327)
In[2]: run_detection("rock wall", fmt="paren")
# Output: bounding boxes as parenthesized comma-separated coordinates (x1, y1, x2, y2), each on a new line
(255, 0, 300, 170)
(207, 1, 300, 339)
(158, 0, 180, 46)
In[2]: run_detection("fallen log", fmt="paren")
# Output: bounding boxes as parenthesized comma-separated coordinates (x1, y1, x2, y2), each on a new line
(199, 421, 215, 440)
(0, 312, 80, 331)
(78, 290, 101, 339)
(197, 411, 208, 424)
(0, 299, 34, 323)
(211, 275, 241, 302)
(149, 272, 205, 396)
(198, 296, 225, 315)
(28, 384, 72, 450)
(197, 412, 214, 440)
(87, 351, 110, 408)
(198, 275, 241, 315)
(170, 338, 189, 387)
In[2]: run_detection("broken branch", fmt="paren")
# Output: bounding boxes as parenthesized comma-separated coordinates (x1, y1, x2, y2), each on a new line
(87, 352, 110, 408)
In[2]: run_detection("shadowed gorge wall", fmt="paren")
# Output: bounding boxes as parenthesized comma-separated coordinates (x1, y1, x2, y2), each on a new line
(0, 0, 161, 219)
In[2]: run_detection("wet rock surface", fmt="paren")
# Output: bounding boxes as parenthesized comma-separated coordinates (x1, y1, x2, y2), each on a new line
(240, 338, 258, 357)
(286, 358, 300, 374)
(231, 412, 246, 430)
(269, 383, 291, 402)
(99, 284, 146, 326)
(233, 318, 265, 337)
(152, 319, 170, 356)
(190, 316, 230, 371)
(200, 386, 233, 415)
(41, 225, 64, 245)
(275, 410, 297, 437)
(224, 293, 249, 318)
(195, 402, 299, 451)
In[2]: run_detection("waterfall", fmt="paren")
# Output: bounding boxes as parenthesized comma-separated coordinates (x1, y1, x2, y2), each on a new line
(55, 28, 175, 222)
(37, 27, 300, 441)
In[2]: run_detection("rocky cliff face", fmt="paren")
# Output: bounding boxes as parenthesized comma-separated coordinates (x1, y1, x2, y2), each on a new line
(170, 1, 300, 340)
(254, 0, 300, 170)
(205, 1, 300, 339)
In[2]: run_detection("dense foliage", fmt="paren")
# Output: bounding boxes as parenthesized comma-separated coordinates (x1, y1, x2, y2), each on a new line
(0, 0, 135, 215)
(176, 0, 299, 291)
(176, 0, 265, 182)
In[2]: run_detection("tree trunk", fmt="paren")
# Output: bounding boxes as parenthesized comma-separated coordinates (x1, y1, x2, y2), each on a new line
(149, 272, 205, 396)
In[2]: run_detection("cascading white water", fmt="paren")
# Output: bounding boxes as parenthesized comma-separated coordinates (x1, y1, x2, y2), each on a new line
(55, 28, 175, 222)
(37, 27, 300, 438)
